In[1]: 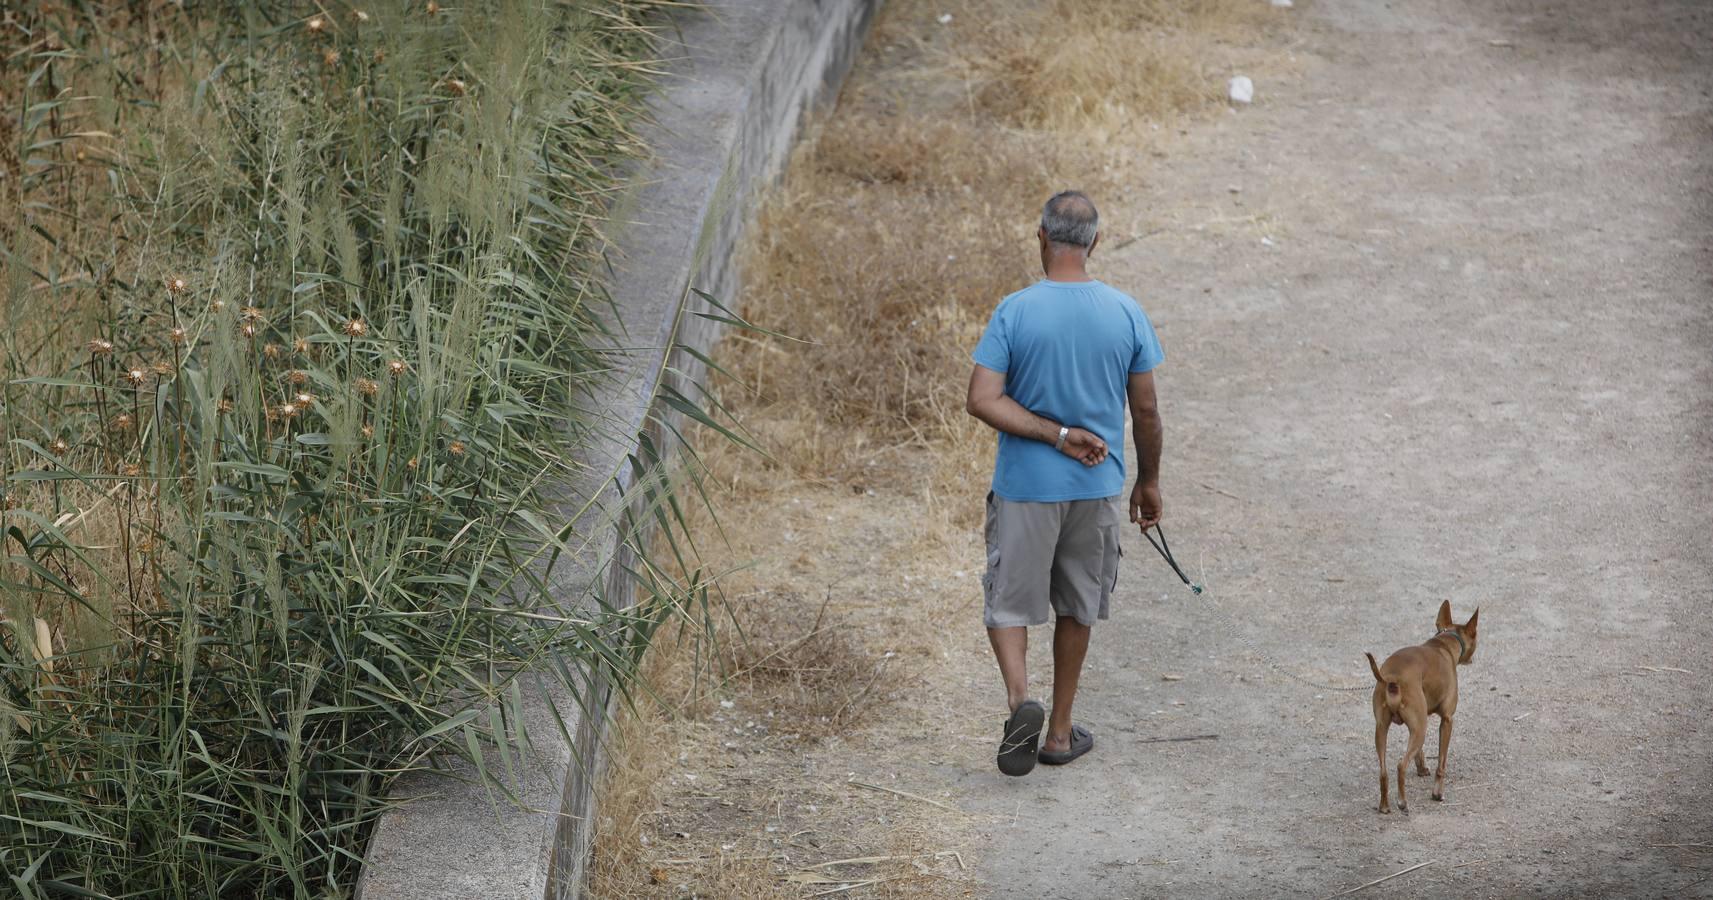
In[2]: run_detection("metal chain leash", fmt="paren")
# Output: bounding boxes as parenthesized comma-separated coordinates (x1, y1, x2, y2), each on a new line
(1143, 525, 1374, 693)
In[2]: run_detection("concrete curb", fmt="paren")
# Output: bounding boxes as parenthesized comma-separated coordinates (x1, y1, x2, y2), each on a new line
(356, 1, 880, 897)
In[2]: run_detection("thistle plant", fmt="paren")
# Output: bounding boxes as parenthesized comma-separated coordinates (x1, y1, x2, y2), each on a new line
(0, 2, 722, 897)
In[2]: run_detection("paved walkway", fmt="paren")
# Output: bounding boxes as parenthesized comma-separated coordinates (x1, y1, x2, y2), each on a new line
(948, 1, 1712, 896)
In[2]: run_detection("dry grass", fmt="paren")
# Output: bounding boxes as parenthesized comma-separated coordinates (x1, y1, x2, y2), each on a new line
(722, 590, 888, 730)
(588, 477, 978, 899)
(720, 0, 1285, 520)
(967, 0, 1273, 133)
(590, 0, 1292, 896)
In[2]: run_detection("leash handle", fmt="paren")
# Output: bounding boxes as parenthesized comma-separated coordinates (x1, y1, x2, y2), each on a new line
(1143, 524, 1201, 594)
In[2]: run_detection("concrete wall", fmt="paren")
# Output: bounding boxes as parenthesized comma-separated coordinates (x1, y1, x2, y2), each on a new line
(356, 1, 880, 897)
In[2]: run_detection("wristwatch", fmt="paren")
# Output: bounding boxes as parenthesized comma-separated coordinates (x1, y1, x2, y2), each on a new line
(1055, 425, 1069, 451)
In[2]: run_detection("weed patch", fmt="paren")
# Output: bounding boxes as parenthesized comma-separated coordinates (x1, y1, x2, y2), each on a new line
(0, 2, 715, 896)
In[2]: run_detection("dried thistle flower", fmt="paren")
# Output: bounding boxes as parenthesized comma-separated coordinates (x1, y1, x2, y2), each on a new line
(360, 424, 375, 439)
(386, 359, 408, 377)
(121, 463, 144, 478)
(293, 337, 311, 355)
(443, 78, 467, 97)
(150, 361, 174, 377)
(169, 327, 188, 346)
(342, 318, 368, 338)
(373, 49, 387, 64)
(294, 392, 316, 406)
(263, 343, 283, 360)
(110, 413, 134, 432)
(49, 438, 71, 455)
(425, 1, 441, 14)
(447, 440, 466, 457)
(165, 275, 188, 295)
(124, 368, 148, 387)
(240, 323, 259, 340)
(406, 456, 419, 471)
(306, 15, 327, 33)
(211, 299, 227, 314)
(323, 48, 341, 67)
(353, 10, 371, 23)
(354, 378, 379, 397)
(86, 338, 115, 356)
(241, 306, 265, 322)
(278, 403, 300, 420)
(286, 369, 309, 386)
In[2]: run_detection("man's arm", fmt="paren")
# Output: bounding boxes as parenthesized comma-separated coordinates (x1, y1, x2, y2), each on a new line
(1128, 369, 1163, 530)
(966, 365, 1107, 466)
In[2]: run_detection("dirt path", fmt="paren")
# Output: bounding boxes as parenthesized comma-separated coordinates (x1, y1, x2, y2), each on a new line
(933, 1, 1713, 897)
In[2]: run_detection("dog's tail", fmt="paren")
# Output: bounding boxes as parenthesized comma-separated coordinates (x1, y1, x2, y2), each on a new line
(1364, 652, 1402, 703)
(1364, 652, 1384, 683)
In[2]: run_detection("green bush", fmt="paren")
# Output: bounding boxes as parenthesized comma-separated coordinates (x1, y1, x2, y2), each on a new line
(0, 2, 711, 896)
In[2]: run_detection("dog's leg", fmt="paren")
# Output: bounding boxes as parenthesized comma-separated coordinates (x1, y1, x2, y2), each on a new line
(1414, 743, 1429, 777)
(1397, 717, 1427, 813)
(1375, 720, 1391, 814)
(1433, 715, 1453, 801)
(1394, 747, 1408, 813)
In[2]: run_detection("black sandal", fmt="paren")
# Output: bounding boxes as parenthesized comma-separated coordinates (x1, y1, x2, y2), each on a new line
(1038, 723, 1094, 766)
(997, 700, 1046, 777)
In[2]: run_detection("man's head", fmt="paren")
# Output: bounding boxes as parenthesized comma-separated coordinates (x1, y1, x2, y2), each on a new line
(1038, 190, 1100, 274)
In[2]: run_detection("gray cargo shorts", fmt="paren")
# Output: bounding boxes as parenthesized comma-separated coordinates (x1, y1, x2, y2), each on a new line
(982, 491, 1123, 628)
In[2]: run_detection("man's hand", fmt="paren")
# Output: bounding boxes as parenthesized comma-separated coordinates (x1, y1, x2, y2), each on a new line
(1059, 427, 1107, 467)
(969, 366, 1109, 466)
(1130, 481, 1162, 531)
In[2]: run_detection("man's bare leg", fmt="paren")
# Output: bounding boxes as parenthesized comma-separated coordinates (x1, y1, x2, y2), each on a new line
(987, 626, 1029, 711)
(1043, 616, 1091, 752)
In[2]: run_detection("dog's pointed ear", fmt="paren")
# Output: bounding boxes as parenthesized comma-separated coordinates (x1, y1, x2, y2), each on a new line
(1465, 607, 1479, 633)
(1436, 599, 1453, 630)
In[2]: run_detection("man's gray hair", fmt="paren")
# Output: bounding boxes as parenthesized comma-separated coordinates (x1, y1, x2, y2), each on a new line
(1041, 190, 1099, 249)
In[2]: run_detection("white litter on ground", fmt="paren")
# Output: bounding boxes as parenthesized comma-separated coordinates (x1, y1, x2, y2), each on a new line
(1229, 75, 1255, 104)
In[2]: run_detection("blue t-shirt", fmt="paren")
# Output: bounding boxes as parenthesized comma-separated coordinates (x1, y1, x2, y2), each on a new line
(971, 279, 1164, 502)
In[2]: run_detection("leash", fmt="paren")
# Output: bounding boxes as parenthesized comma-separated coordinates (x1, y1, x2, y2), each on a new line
(1142, 524, 1372, 693)
(1142, 525, 1201, 594)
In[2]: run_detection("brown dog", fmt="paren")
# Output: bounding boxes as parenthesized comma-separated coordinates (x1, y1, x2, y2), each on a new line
(1364, 600, 1479, 814)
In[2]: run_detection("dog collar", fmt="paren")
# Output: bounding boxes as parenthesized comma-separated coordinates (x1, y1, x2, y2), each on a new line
(1435, 628, 1466, 661)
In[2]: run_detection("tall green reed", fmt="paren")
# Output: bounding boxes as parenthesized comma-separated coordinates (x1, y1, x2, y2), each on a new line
(1, 2, 722, 896)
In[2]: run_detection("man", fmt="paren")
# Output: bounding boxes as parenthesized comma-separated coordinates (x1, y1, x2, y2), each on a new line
(965, 190, 1164, 776)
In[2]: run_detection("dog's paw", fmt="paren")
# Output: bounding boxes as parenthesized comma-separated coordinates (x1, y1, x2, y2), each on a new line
(1415, 768, 1431, 778)
(1378, 805, 1391, 815)
(1432, 791, 1444, 802)
(1398, 803, 1409, 815)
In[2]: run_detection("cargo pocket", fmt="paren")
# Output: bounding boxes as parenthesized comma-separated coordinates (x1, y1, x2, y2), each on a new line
(1100, 524, 1121, 593)
(1099, 497, 1122, 594)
